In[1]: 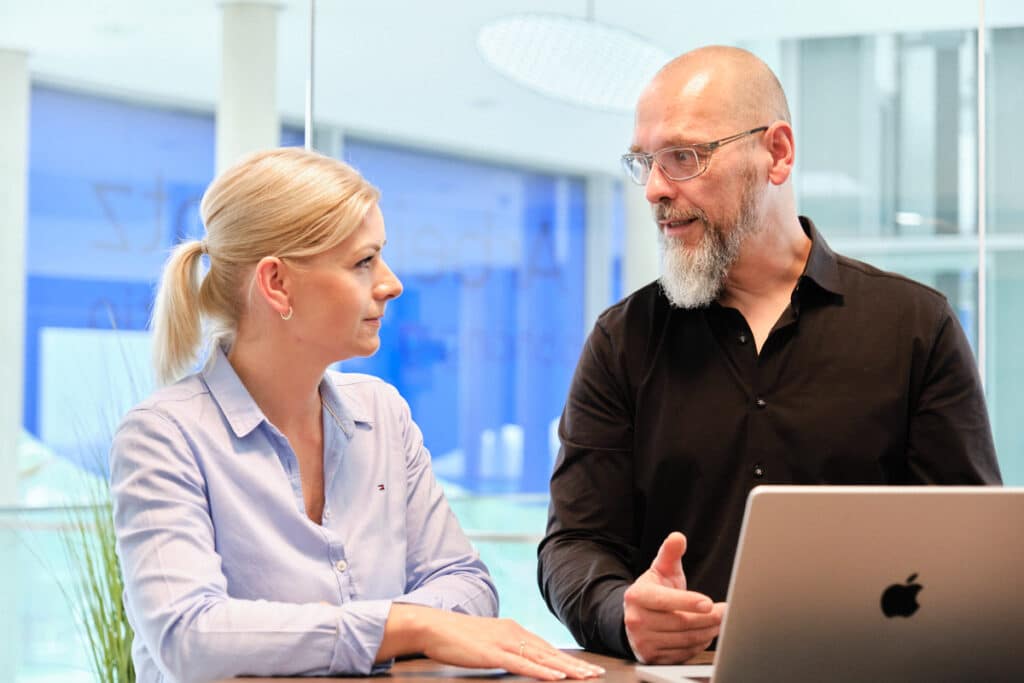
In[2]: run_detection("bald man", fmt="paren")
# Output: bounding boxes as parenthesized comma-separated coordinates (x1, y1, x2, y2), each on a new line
(537, 46, 1000, 664)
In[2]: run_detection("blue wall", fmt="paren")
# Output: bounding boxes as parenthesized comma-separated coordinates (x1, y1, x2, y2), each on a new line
(24, 87, 586, 492)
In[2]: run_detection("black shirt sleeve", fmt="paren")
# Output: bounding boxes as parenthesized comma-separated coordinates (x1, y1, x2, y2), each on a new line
(537, 318, 639, 657)
(906, 299, 1001, 484)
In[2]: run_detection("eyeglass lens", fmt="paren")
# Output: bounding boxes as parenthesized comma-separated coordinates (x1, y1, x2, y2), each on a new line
(624, 148, 702, 184)
(656, 148, 700, 181)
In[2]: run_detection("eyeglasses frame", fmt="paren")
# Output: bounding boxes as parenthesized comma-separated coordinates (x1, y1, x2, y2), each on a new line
(621, 126, 770, 185)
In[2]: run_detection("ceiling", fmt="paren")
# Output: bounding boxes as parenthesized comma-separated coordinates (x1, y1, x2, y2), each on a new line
(2, 0, 1022, 176)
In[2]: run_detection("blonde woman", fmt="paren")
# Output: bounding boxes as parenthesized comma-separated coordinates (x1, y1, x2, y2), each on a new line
(110, 148, 603, 683)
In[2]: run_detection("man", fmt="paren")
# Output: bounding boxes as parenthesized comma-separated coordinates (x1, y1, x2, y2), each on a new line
(537, 46, 1001, 665)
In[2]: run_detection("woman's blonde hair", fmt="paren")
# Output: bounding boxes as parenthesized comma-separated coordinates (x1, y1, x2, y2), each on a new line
(150, 147, 380, 385)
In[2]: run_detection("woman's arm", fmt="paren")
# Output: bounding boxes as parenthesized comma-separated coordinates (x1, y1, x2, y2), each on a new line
(370, 390, 603, 680)
(390, 389, 498, 614)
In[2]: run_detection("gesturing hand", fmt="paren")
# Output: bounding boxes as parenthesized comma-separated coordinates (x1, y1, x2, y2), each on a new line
(623, 532, 726, 664)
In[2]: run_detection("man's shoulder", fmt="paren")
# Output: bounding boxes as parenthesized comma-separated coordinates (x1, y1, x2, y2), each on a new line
(595, 280, 675, 334)
(833, 252, 949, 307)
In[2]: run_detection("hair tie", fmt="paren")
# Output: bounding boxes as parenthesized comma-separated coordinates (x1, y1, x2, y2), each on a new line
(199, 240, 209, 255)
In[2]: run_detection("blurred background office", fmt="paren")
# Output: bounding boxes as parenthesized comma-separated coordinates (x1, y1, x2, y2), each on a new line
(1, 1, 1021, 680)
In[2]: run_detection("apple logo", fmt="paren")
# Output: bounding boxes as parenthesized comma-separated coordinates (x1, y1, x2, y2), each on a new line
(880, 574, 923, 618)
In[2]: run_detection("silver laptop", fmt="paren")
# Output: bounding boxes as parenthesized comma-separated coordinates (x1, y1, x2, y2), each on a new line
(637, 486, 1024, 683)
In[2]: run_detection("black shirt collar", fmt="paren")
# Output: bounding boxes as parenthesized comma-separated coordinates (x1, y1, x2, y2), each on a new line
(798, 215, 844, 296)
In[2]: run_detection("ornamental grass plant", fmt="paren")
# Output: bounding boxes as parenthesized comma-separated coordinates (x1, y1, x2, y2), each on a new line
(62, 475, 135, 683)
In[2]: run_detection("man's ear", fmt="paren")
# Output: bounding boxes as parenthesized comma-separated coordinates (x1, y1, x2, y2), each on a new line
(252, 256, 292, 319)
(765, 121, 795, 186)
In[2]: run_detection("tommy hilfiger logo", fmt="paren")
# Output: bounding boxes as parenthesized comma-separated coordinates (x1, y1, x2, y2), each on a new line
(377, 484, 385, 491)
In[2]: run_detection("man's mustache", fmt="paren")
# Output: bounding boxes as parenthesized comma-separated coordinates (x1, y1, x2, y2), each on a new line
(654, 206, 708, 223)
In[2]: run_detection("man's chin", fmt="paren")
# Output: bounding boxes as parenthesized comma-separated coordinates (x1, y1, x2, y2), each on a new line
(659, 275, 720, 309)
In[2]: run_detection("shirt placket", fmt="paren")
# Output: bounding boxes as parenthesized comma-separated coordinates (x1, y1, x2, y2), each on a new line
(713, 304, 796, 485)
(266, 422, 355, 603)
(321, 411, 356, 602)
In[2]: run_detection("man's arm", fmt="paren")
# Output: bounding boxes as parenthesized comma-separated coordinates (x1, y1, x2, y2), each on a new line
(907, 300, 1002, 484)
(538, 322, 640, 656)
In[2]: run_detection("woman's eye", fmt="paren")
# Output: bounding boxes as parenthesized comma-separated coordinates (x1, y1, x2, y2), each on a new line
(356, 255, 375, 269)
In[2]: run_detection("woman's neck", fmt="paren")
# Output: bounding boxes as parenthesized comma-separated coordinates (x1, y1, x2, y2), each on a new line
(227, 337, 325, 436)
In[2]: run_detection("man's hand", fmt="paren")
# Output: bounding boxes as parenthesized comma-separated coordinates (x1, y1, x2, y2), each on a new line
(623, 532, 726, 664)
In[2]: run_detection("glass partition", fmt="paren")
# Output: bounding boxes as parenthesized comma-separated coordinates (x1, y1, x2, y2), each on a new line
(2, 506, 97, 683)
(985, 4, 1024, 484)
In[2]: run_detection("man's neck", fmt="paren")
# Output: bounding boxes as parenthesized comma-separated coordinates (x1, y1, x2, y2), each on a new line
(717, 216, 811, 353)
(719, 216, 811, 311)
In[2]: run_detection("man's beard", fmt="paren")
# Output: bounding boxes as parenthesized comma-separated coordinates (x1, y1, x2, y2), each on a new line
(657, 178, 762, 309)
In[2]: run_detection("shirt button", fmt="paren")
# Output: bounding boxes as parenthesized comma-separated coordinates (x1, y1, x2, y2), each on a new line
(323, 509, 331, 520)
(334, 559, 348, 572)
(755, 398, 767, 409)
(753, 463, 766, 478)
(737, 333, 748, 344)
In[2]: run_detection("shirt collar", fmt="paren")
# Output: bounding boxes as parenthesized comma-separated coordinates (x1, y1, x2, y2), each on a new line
(798, 215, 844, 296)
(318, 372, 374, 437)
(202, 346, 266, 438)
(202, 346, 373, 440)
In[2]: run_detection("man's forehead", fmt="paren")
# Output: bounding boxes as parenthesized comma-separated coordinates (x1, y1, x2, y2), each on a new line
(631, 100, 716, 152)
(630, 68, 722, 149)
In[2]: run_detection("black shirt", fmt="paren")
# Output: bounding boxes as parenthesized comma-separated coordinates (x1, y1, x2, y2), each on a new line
(537, 217, 1001, 657)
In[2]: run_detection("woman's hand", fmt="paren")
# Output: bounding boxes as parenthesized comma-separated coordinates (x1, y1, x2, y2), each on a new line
(379, 604, 605, 680)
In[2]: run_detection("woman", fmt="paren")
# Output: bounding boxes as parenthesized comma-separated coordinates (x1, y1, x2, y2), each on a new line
(110, 148, 603, 683)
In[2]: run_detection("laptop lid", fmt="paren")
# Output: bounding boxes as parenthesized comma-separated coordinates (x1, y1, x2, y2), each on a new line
(707, 485, 1023, 683)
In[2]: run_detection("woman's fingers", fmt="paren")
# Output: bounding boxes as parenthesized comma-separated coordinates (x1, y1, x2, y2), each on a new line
(522, 645, 605, 679)
(504, 645, 604, 680)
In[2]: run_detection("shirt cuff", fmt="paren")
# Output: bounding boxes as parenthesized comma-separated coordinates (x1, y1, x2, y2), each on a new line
(329, 599, 393, 674)
(396, 578, 497, 616)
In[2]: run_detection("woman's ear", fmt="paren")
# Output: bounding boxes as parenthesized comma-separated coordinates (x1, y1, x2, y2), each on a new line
(765, 121, 795, 186)
(252, 256, 292, 319)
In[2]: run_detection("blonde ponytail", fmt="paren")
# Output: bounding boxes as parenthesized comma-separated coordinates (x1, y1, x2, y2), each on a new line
(151, 240, 206, 386)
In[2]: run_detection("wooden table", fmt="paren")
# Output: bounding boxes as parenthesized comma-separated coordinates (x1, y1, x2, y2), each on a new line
(220, 650, 715, 682)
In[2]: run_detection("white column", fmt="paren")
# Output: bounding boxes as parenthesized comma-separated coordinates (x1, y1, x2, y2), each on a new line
(0, 49, 29, 507)
(217, 1, 281, 174)
(0, 48, 28, 683)
(622, 184, 659, 296)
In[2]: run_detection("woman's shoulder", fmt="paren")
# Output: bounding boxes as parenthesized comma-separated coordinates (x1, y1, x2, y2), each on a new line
(324, 370, 400, 399)
(323, 370, 408, 420)
(119, 373, 211, 429)
(134, 373, 208, 407)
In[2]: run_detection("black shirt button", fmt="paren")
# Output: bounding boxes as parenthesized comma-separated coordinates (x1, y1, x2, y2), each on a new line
(738, 333, 748, 344)
(755, 398, 767, 409)
(753, 464, 766, 478)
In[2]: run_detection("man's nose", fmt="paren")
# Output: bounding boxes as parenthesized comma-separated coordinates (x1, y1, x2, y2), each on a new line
(644, 162, 677, 205)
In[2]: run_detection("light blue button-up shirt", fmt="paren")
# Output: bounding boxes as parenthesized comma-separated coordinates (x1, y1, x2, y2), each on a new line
(110, 348, 497, 683)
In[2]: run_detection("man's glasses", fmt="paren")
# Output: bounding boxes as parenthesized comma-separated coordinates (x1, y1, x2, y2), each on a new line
(621, 126, 769, 185)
